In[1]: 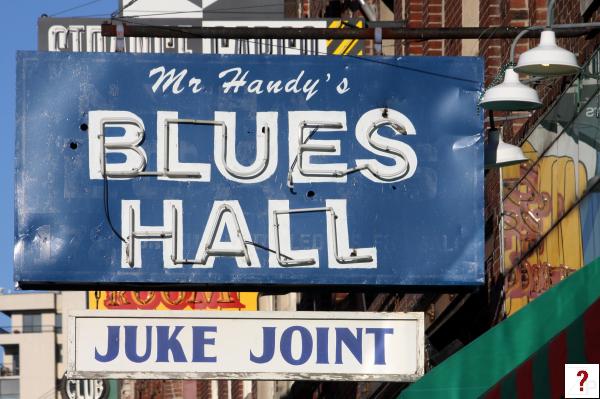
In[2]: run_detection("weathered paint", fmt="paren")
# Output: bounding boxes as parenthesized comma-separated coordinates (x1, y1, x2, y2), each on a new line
(15, 51, 484, 289)
(68, 310, 424, 381)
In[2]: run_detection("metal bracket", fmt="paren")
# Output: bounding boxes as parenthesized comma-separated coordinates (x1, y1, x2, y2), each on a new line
(116, 23, 125, 52)
(374, 27, 383, 56)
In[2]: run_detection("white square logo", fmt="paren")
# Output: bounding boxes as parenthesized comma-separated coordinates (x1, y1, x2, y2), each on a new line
(565, 364, 599, 398)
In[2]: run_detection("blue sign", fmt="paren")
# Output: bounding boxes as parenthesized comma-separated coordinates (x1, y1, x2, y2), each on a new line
(15, 51, 484, 288)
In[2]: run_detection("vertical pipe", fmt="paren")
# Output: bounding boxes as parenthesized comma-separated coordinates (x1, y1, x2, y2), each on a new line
(358, 0, 378, 21)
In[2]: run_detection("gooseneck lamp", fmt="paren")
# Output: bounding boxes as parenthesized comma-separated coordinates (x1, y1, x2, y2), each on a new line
(484, 111, 528, 168)
(481, 0, 585, 111)
(515, 0, 579, 76)
(480, 67, 542, 111)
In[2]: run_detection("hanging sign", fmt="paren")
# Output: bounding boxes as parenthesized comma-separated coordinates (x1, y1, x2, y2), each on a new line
(89, 291, 258, 311)
(67, 310, 424, 381)
(38, 17, 357, 55)
(60, 375, 109, 399)
(14, 51, 484, 289)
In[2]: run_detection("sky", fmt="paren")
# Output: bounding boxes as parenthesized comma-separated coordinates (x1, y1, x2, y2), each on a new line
(0, 1, 118, 296)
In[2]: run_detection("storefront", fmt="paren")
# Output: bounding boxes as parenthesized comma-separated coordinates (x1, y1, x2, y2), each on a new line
(399, 257, 600, 398)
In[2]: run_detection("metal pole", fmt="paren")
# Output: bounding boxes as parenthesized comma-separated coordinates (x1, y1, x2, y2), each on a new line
(357, 0, 378, 21)
(101, 22, 600, 40)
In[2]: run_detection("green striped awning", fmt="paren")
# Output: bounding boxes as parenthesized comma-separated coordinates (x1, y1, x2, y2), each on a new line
(399, 258, 600, 399)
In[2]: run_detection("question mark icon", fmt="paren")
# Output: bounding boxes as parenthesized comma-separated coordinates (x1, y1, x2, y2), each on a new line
(577, 370, 589, 392)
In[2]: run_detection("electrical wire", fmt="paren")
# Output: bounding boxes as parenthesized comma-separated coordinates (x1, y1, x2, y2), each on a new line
(111, 0, 141, 18)
(103, 173, 126, 243)
(110, 2, 282, 18)
(287, 126, 320, 188)
(110, 16, 482, 84)
(244, 241, 295, 261)
(96, 15, 480, 252)
(49, 0, 108, 17)
(103, 172, 296, 261)
(117, 10, 282, 18)
(52, 13, 113, 18)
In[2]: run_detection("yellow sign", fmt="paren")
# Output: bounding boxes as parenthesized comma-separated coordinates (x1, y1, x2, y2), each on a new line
(502, 141, 585, 315)
(327, 20, 364, 56)
(88, 291, 258, 311)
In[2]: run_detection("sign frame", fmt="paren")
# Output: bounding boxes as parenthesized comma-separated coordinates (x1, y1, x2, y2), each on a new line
(67, 310, 425, 382)
(15, 51, 484, 290)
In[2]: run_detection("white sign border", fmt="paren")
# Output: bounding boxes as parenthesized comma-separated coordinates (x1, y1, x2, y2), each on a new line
(68, 310, 424, 382)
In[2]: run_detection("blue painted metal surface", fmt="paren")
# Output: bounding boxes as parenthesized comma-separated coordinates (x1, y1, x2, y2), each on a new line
(15, 51, 484, 288)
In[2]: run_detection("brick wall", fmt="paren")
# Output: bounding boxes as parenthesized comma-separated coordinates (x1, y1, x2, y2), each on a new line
(407, 0, 425, 54)
(445, 0, 463, 55)
(134, 380, 253, 398)
(394, 0, 405, 55)
(424, 0, 444, 54)
(197, 381, 212, 399)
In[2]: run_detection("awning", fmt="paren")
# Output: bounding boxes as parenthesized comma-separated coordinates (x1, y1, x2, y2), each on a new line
(399, 257, 600, 399)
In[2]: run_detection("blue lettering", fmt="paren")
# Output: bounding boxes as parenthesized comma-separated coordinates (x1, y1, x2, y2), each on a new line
(281, 326, 312, 366)
(192, 326, 217, 363)
(95, 325, 120, 362)
(335, 328, 362, 364)
(124, 326, 152, 363)
(316, 327, 329, 364)
(365, 328, 393, 365)
(156, 326, 187, 362)
(249, 327, 275, 364)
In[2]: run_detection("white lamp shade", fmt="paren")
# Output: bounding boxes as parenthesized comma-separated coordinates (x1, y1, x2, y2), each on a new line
(514, 30, 579, 76)
(485, 129, 528, 168)
(480, 68, 542, 111)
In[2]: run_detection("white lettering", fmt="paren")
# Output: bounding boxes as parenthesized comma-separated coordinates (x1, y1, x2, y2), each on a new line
(288, 111, 348, 184)
(213, 111, 278, 183)
(325, 199, 377, 268)
(156, 111, 211, 182)
(268, 200, 319, 268)
(149, 66, 187, 94)
(121, 200, 183, 269)
(355, 108, 418, 183)
(88, 110, 148, 180)
(194, 201, 260, 268)
(218, 67, 248, 94)
(266, 80, 283, 93)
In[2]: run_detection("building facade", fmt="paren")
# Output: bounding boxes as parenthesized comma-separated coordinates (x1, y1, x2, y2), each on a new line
(0, 291, 86, 399)
(280, 0, 600, 397)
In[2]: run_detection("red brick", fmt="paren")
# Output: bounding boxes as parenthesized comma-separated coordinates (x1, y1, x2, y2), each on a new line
(511, 0, 528, 7)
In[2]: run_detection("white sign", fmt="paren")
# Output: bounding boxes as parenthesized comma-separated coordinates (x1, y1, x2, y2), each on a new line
(62, 379, 107, 399)
(120, 0, 204, 19)
(565, 363, 599, 398)
(68, 310, 424, 381)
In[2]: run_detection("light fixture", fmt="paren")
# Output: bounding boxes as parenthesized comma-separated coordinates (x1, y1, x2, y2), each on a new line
(514, 30, 579, 76)
(484, 111, 528, 169)
(485, 128, 528, 168)
(480, 68, 542, 111)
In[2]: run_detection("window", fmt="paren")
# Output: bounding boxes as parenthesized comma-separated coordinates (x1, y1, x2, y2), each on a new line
(11, 348, 19, 376)
(56, 344, 62, 363)
(22, 314, 41, 333)
(0, 377, 19, 398)
(55, 313, 62, 334)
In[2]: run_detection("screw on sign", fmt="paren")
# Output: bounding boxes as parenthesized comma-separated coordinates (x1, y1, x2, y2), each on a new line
(565, 364, 599, 398)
